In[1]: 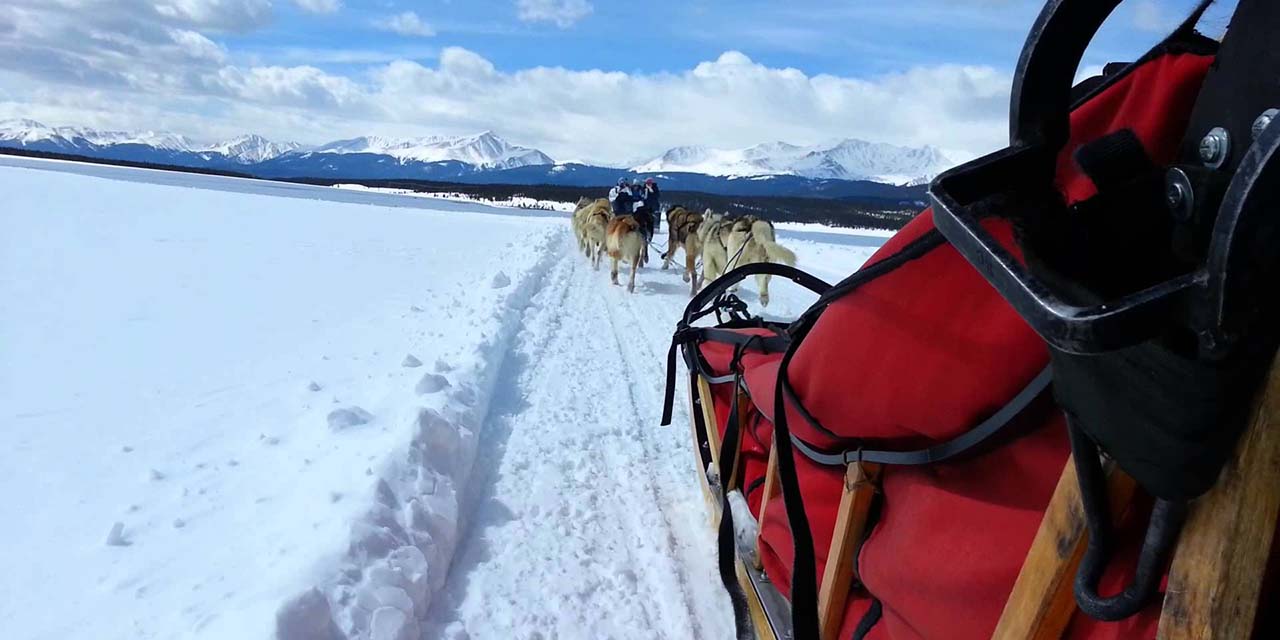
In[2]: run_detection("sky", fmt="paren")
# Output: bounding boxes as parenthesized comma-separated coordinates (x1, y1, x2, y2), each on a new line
(0, 0, 1236, 165)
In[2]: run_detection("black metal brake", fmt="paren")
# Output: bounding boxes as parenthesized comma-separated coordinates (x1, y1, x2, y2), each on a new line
(931, 0, 1280, 623)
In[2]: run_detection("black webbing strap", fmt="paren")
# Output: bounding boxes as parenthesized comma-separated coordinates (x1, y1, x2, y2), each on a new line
(787, 366, 1052, 468)
(661, 326, 791, 425)
(851, 599, 883, 640)
(717, 338, 764, 639)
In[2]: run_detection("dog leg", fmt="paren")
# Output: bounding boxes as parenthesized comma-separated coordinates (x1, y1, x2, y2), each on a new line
(611, 256, 620, 285)
(757, 273, 771, 307)
(628, 254, 638, 293)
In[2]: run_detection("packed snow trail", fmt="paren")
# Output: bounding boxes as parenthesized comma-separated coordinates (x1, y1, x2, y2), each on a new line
(425, 234, 869, 639)
(0, 157, 884, 640)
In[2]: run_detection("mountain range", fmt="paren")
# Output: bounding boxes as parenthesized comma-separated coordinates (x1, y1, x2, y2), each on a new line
(0, 119, 940, 202)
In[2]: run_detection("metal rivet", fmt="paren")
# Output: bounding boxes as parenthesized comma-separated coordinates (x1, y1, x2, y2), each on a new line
(1252, 108, 1278, 140)
(1199, 127, 1231, 169)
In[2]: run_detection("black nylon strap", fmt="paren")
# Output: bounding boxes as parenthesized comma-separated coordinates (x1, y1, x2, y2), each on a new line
(661, 325, 790, 426)
(718, 343, 758, 639)
(788, 367, 1052, 467)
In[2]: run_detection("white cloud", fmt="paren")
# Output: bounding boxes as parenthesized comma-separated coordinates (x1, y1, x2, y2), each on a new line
(293, 0, 341, 15)
(152, 0, 274, 32)
(1133, 0, 1176, 32)
(374, 11, 436, 37)
(0, 2, 1011, 165)
(169, 29, 228, 63)
(516, 0, 593, 29)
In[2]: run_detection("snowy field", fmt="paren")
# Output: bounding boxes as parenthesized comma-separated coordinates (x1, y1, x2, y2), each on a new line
(0, 156, 885, 640)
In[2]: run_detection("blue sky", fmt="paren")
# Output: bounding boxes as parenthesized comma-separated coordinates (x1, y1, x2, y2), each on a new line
(0, 1, 1235, 164)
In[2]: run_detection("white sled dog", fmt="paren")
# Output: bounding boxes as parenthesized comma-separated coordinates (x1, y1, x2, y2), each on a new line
(606, 215, 646, 293)
(725, 215, 797, 306)
(578, 198, 613, 269)
(571, 196, 594, 253)
(697, 209, 734, 292)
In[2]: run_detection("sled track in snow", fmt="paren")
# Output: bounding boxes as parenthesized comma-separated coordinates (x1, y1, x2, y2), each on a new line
(427, 233, 733, 639)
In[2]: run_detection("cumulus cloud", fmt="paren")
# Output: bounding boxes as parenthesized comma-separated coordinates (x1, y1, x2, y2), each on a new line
(0, 2, 1011, 165)
(293, 0, 342, 14)
(516, 0, 593, 29)
(374, 11, 436, 37)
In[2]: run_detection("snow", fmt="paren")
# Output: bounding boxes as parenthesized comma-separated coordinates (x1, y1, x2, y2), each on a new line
(0, 155, 886, 639)
(634, 138, 955, 184)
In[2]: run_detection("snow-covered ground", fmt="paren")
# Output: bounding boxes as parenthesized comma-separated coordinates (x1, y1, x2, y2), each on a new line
(0, 156, 885, 640)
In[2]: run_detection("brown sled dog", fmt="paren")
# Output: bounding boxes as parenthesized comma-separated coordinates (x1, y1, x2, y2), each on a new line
(605, 215, 646, 293)
(661, 206, 705, 296)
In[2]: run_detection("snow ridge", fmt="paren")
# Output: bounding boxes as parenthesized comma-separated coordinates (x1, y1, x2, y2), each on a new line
(277, 233, 563, 640)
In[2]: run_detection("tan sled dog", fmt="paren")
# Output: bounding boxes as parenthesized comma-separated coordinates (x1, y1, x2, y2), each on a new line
(725, 215, 797, 306)
(571, 197, 594, 253)
(606, 215, 646, 293)
(662, 206, 705, 295)
(579, 199, 613, 269)
(697, 209, 734, 291)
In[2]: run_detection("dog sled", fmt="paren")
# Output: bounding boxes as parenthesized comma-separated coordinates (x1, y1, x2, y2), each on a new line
(661, 1, 1280, 638)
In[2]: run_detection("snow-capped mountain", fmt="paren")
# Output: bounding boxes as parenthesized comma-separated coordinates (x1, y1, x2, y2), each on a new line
(633, 139, 953, 185)
(314, 131, 553, 170)
(206, 134, 304, 164)
(0, 119, 294, 162)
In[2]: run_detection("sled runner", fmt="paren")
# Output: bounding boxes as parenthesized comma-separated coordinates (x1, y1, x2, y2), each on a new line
(661, 1, 1280, 638)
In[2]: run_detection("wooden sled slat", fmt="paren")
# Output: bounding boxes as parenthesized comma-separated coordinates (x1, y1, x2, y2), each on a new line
(755, 443, 780, 570)
(1157, 356, 1280, 640)
(819, 461, 881, 640)
(992, 457, 1137, 640)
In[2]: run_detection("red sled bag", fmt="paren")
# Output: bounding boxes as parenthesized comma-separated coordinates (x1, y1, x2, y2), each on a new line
(662, 1, 1280, 638)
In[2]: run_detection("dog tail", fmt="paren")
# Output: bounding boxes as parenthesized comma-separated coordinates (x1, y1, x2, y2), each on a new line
(751, 220, 796, 266)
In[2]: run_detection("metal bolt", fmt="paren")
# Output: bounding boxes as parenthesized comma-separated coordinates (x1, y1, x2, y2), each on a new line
(1199, 127, 1231, 169)
(1252, 108, 1278, 140)
(1166, 180, 1186, 210)
(1165, 168, 1194, 222)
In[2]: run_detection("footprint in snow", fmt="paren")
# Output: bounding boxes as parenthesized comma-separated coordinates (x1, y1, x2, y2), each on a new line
(402, 354, 423, 368)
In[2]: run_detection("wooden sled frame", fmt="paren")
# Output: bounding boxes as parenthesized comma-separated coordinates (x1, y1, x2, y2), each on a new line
(686, 355, 1280, 640)
(688, 373, 879, 640)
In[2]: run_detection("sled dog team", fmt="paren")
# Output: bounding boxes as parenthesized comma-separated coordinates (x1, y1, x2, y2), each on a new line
(570, 197, 797, 305)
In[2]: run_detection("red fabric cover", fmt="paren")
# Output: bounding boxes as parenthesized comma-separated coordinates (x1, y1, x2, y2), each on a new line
(738, 50, 1214, 639)
(696, 331, 784, 516)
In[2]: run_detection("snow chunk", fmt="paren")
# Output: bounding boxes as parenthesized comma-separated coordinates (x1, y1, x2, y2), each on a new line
(327, 406, 374, 430)
(414, 373, 451, 395)
(490, 271, 511, 288)
(409, 305, 424, 313)
(401, 354, 422, 368)
(105, 522, 130, 547)
(172, 518, 186, 529)
(275, 587, 342, 640)
(307, 381, 323, 392)
(728, 491, 759, 566)
(434, 359, 453, 373)
(148, 468, 166, 482)
(370, 606, 419, 640)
